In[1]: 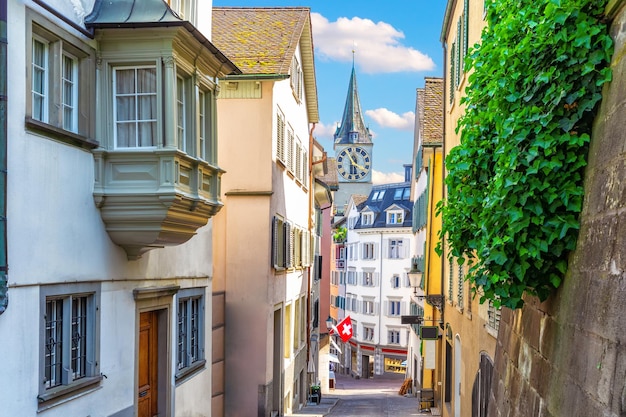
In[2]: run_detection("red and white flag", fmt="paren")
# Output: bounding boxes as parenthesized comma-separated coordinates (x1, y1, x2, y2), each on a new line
(331, 316, 353, 343)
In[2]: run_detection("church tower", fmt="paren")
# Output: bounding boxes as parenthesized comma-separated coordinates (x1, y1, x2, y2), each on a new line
(333, 64, 373, 213)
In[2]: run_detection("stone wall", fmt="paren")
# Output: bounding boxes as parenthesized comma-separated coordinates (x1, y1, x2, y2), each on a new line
(488, 3, 626, 416)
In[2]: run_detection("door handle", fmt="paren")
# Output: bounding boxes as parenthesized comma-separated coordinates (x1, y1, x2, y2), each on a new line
(139, 390, 148, 398)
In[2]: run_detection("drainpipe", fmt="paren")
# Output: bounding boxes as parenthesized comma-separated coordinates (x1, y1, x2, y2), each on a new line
(0, 0, 8, 315)
(307, 122, 316, 384)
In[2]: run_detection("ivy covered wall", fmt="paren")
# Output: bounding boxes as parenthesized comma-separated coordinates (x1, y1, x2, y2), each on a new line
(488, 1, 626, 416)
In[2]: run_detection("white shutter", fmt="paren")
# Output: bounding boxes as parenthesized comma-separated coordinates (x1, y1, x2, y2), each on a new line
(383, 301, 389, 317)
(383, 239, 389, 259)
(402, 239, 410, 259)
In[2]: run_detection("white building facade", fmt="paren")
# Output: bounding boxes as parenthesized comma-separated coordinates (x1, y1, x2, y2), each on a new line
(1, 0, 237, 416)
(342, 179, 414, 378)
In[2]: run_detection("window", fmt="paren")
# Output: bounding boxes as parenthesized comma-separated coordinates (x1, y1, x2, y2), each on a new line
(113, 66, 157, 148)
(176, 75, 187, 151)
(388, 329, 401, 344)
(372, 190, 385, 201)
(487, 300, 501, 332)
(276, 108, 286, 162)
(394, 188, 404, 200)
(362, 271, 375, 287)
(362, 242, 376, 260)
(176, 288, 206, 378)
(387, 211, 404, 225)
(363, 325, 375, 341)
(32, 37, 48, 123)
(389, 239, 405, 259)
(27, 13, 95, 144)
(290, 55, 303, 101)
(388, 300, 402, 316)
(403, 188, 411, 200)
(362, 299, 375, 315)
(272, 216, 293, 270)
(62, 54, 78, 131)
(392, 275, 400, 289)
(347, 270, 357, 285)
(362, 212, 374, 226)
(39, 284, 101, 405)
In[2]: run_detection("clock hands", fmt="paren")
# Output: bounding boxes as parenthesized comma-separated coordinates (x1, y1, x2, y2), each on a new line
(346, 151, 366, 171)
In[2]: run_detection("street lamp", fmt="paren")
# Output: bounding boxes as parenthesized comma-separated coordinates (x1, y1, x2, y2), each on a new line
(326, 316, 334, 331)
(408, 257, 445, 311)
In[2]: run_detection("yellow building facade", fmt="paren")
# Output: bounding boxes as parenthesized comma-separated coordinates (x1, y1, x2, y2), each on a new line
(440, 1, 500, 416)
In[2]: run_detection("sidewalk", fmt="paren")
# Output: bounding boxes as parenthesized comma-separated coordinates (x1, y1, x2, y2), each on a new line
(286, 372, 428, 416)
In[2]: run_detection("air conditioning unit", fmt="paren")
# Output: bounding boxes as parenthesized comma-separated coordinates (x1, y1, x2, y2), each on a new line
(336, 260, 345, 269)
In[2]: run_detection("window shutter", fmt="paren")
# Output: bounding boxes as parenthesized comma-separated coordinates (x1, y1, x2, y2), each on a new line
(295, 141, 302, 180)
(284, 222, 292, 268)
(276, 112, 285, 162)
(287, 129, 294, 172)
(383, 239, 389, 259)
(272, 217, 279, 268)
(402, 239, 410, 259)
(463, 0, 469, 60)
(383, 300, 389, 316)
(449, 42, 456, 103)
(456, 18, 462, 88)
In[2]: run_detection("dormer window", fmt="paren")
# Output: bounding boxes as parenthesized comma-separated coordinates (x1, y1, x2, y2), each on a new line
(387, 210, 404, 225)
(362, 212, 374, 226)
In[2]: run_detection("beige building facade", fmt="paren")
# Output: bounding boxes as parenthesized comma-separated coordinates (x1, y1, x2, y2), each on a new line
(212, 7, 326, 417)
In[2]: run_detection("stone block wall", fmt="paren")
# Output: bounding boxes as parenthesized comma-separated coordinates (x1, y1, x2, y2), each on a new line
(487, 3, 626, 416)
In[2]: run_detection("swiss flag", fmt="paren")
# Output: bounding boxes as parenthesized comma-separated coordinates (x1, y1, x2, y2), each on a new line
(332, 316, 353, 343)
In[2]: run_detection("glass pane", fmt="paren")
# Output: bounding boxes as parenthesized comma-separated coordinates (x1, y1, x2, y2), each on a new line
(190, 298, 199, 362)
(138, 121, 156, 147)
(32, 39, 45, 67)
(116, 96, 135, 121)
(115, 69, 135, 94)
(138, 95, 155, 120)
(178, 300, 188, 369)
(138, 68, 156, 93)
(63, 55, 74, 81)
(71, 296, 88, 379)
(33, 95, 44, 121)
(116, 123, 135, 147)
(45, 299, 64, 389)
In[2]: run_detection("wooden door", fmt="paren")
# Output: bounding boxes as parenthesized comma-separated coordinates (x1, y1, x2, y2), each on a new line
(138, 311, 158, 417)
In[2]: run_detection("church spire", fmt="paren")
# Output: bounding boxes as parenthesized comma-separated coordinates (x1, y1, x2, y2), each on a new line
(334, 63, 372, 145)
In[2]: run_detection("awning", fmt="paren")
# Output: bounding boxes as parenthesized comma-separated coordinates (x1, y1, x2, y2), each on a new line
(328, 354, 340, 363)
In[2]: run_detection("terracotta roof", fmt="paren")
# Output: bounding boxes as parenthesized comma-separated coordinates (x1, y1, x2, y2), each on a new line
(352, 194, 369, 209)
(212, 7, 310, 75)
(319, 158, 339, 190)
(421, 77, 443, 145)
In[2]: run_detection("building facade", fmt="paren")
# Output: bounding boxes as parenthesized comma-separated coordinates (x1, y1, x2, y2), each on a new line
(407, 77, 444, 408)
(212, 7, 326, 416)
(440, 1, 500, 416)
(1, 0, 237, 416)
(342, 179, 414, 378)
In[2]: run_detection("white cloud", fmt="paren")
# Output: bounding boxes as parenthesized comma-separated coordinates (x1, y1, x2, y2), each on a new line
(312, 121, 339, 140)
(311, 13, 435, 74)
(365, 108, 415, 130)
(372, 170, 405, 185)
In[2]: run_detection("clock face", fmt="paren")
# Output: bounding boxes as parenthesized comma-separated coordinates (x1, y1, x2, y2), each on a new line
(337, 146, 371, 181)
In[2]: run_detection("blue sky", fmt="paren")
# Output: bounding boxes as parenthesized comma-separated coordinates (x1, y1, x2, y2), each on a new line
(212, 1, 447, 183)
